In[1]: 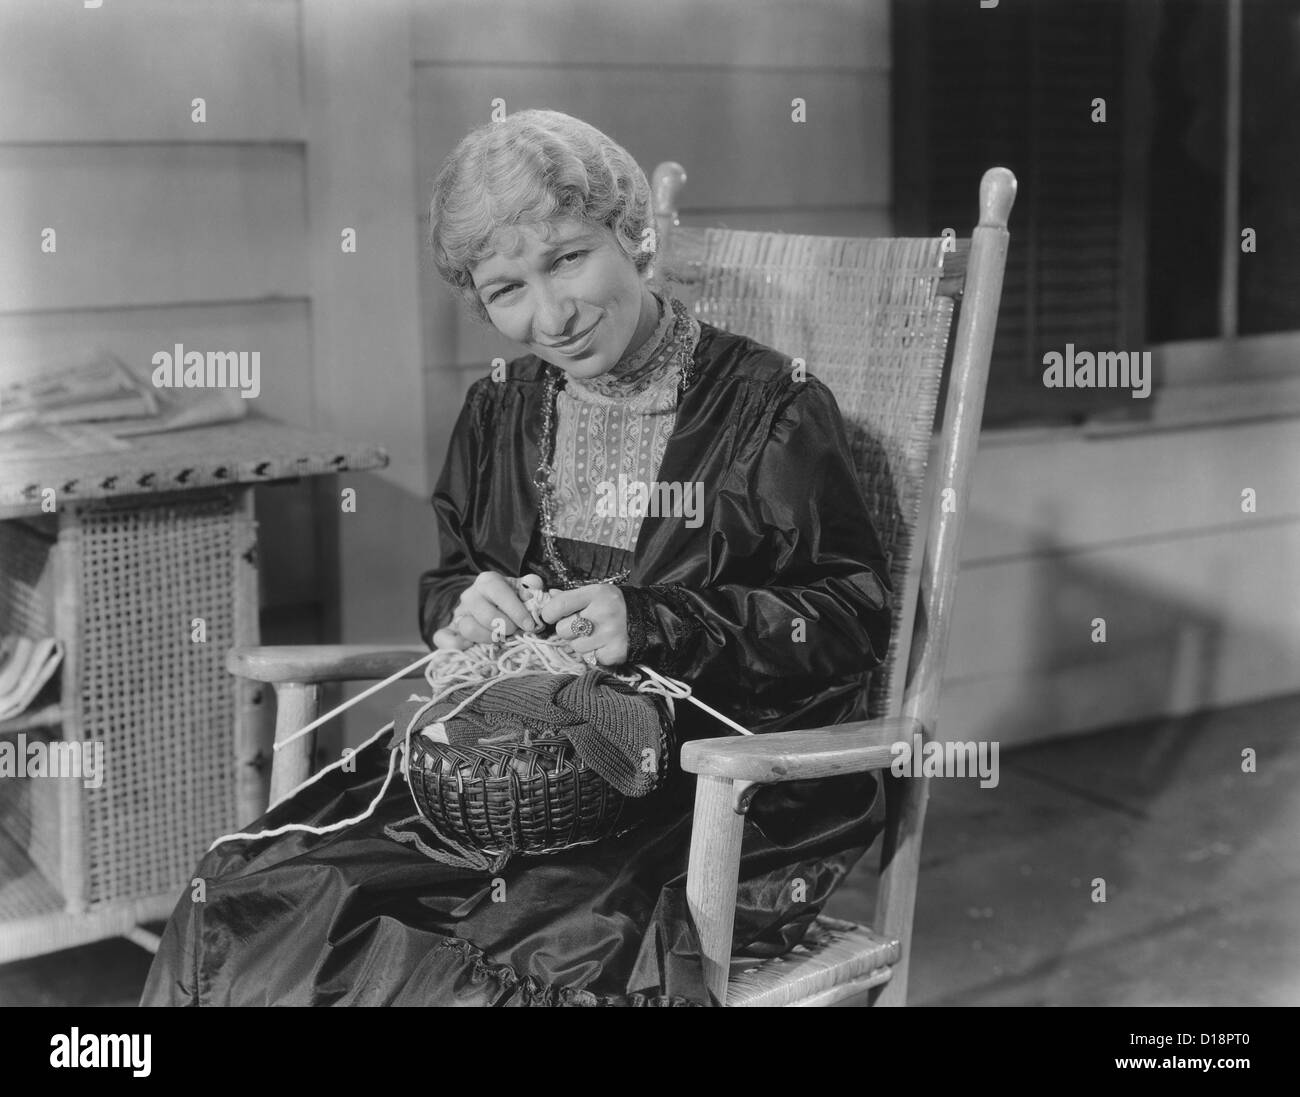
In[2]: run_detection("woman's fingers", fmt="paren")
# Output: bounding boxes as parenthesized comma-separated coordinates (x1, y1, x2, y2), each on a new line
(513, 573, 548, 625)
(563, 614, 599, 645)
(446, 571, 547, 645)
(432, 627, 472, 651)
(538, 587, 585, 626)
(456, 595, 517, 639)
(450, 605, 496, 643)
(539, 585, 628, 664)
(443, 572, 621, 664)
(471, 572, 538, 634)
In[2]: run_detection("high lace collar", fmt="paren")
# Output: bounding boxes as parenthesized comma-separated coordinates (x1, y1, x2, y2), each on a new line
(566, 292, 679, 399)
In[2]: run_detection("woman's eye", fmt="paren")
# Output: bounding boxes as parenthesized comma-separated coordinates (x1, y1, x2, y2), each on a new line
(555, 250, 586, 268)
(488, 284, 519, 303)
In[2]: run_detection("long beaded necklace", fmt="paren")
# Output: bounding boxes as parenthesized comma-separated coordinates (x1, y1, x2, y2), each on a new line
(534, 296, 700, 591)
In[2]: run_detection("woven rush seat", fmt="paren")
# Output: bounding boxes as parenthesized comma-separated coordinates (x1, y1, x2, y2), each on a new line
(725, 916, 900, 1007)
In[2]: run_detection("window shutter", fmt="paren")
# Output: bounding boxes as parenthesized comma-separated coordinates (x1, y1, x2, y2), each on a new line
(895, 0, 1152, 427)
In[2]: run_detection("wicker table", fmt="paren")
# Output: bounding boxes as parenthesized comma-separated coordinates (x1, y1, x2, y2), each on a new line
(0, 416, 387, 964)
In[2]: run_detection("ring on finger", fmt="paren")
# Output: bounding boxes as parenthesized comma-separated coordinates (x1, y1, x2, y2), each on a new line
(569, 615, 596, 639)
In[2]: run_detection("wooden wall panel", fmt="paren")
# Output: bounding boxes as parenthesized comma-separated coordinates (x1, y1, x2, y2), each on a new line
(414, 67, 889, 212)
(961, 420, 1300, 563)
(0, 0, 302, 142)
(299, 0, 435, 744)
(301, 0, 426, 498)
(939, 520, 1300, 748)
(418, 256, 458, 357)
(946, 521, 1300, 684)
(0, 145, 307, 311)
(411, 0, 891, 70)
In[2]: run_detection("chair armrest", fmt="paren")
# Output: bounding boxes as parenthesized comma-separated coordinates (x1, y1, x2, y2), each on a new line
(679, 716, 925, 784)
(227, 644, 430, 812)
(227, 644, 431, 684)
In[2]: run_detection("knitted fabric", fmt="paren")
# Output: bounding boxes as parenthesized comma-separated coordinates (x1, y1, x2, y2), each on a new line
(392, 668, 667, 798)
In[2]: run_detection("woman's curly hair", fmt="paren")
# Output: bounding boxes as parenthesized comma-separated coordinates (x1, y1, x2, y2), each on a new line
(428, 109, 657, 323)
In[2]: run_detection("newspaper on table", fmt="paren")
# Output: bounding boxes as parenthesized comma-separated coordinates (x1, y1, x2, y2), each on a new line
(0, 353, 159, 432)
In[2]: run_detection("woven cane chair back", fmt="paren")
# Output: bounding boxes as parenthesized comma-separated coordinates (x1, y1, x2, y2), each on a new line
(659, 227, 957, 720)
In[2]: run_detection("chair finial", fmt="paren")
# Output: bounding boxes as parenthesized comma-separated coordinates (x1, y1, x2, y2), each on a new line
(652, 162, 687, 225)
(978, 167, 1017, 229)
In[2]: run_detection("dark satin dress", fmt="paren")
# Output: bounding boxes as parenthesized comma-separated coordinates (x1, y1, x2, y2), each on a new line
(140, 323, 893, 1007)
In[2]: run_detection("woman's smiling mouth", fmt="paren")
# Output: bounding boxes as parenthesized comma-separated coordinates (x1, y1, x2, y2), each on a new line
(543, 317, 600, 356)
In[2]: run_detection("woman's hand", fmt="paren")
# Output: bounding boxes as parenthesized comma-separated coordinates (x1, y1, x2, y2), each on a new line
(432, 572, 543, 651)
(540, 584, 630, 666)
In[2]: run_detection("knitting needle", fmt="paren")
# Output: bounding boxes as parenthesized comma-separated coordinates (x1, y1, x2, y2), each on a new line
(273, 632, 755, 750)
(678, 693, 755, 736)
(634, 663, 754, 736)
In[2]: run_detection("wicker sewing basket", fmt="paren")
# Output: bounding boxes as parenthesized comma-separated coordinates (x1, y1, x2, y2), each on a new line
(404, 689, 676, 860)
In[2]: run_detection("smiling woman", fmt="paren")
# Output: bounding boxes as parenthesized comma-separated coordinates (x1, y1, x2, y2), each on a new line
(140, 109, 894, 1007)
(466, 220, 658, 379)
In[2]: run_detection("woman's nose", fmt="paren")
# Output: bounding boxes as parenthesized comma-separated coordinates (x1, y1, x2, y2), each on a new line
(533, 286, 578, 342)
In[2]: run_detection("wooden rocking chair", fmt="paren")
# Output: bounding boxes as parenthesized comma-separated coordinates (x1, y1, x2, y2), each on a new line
(227, 164, 1016, 1007)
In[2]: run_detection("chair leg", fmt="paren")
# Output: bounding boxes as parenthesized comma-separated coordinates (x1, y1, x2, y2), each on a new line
(686, 774, 749, 1007)
(870, 968, 907, 1007)
(871, 769, 932, 1007)
(269, 682, 321, 806)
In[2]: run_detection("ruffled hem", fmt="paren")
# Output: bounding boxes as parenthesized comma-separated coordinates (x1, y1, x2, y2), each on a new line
(436, 936, 703, 1007)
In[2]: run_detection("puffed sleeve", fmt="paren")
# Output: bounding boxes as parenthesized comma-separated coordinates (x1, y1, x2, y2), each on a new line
(417, 380, 489, 647)
(621, 376, 892, 724)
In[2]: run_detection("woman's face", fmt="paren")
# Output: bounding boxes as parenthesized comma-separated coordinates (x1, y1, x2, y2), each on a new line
(470, 217, 657, 381)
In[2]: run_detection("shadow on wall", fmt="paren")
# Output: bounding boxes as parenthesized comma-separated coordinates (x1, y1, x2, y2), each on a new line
(942, 506, 1254, 747)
